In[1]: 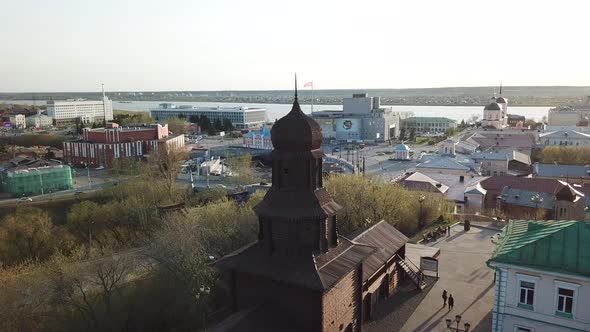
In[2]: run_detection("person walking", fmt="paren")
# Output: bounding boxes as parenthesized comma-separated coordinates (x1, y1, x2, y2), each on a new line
(447, 225, 451, 237)
(442, 290, 448, 306)
(448, 294, 454, 311)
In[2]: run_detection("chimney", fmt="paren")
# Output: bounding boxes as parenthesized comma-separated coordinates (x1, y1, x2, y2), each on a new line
(459, 175, 465, 183)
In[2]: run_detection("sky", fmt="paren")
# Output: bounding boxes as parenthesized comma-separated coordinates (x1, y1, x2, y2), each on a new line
(2, 0, 590, 92)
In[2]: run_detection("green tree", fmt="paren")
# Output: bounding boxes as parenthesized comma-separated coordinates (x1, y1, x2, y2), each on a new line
(222, 118, 234, 131)
(165, 117, 188, 135)
(0, 207, 57, 265)
(144, 145, 187, 203)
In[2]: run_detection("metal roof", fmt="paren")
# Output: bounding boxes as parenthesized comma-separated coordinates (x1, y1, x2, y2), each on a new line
(489, 220, 590, 278)
(499, 187, 555, 209)
(417, 156, 471, 171)
(534, 163, 590, 178)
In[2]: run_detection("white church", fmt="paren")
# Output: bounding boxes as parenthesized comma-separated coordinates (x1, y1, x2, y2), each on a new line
(481, 90, 508, 129)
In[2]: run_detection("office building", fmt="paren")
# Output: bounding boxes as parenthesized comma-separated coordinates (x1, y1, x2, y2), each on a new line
(26, 111, 53, 129)
(311, 93, 404, 143)
(401, 117, 457, 135)
(7, 114, 26, 129)
(488, 220, 590, 332)
(149, 103, 266, 129)
(63, 123, 184, 167)
(47, 96, 113, 126)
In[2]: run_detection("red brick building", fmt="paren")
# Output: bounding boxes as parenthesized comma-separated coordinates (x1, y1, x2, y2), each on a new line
(63, 123, 184, 167)
(214, 89, 419, 332)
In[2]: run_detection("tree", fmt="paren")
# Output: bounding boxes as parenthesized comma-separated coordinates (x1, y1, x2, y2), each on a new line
(214, 119, 222, 131)
(66, 201, 101, 248)
(0, 207, 57, 266)
(144, 145, 187, 203)
(409, 128, 416, 140)
(189, 115, 200, 124)
(399, 127, 406, 141)
(524, 119, 537, 128)
(165, 117, 188, 135)
(224, 153, 255, 185)
(222, 118, 234, 131)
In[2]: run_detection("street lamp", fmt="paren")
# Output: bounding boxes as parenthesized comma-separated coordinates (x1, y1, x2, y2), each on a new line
(418, 194, 426, 228)
(445, 314, 471, 332)
(530, 193, 544, 220)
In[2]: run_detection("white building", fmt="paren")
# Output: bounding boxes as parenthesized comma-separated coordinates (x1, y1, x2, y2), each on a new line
(150, 103, 266, 130)
(539, 130, 590, 146)
(8, 114, 26, 129)
(311, 93, 406, 143)
(47, 96, 113, 126)
(393, 143, 410, 160)
(488, 220, 590, 332)
(482, 95, 508, 129)
(26, 111, 53, 129)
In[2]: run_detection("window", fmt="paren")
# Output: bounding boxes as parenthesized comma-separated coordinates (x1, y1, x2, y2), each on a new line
(554, 280, 579, 319)
(516, 274, 538, 310)
(514, 326, 533, 332)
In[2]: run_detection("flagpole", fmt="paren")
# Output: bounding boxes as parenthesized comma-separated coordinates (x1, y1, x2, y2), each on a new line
(311, 81, 314, 115)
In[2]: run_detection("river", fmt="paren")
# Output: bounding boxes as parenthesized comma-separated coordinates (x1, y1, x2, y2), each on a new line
(1, 99, 551, 122)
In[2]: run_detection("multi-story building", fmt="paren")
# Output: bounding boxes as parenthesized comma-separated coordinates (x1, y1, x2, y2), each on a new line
(47, 96, 113, 126)
(63, 123, 184, 167)
(548, 106, 584, 126)
(401, 116, 457, 135)
(488, 219, 590, 332)
(533, 163, 590, 185)
(0, 165, 73, 197)
(7, 114, 26, 129)
(507, 114, 525, 128)
(311, 94, 405, 143)
(149, 103, 266, 129)
(242, 125, 272, 150)
(539, 130, 590, 146)
(471, 149, 531, 176)
(26, 111, 53, 129)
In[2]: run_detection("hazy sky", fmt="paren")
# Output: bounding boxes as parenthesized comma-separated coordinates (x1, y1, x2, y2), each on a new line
(2, 0, 590, 92)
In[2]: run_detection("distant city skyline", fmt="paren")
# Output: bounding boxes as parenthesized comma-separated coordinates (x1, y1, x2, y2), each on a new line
(2, 0, 590, 92)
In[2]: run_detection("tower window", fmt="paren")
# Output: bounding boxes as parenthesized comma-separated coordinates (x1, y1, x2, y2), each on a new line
(283, 168, 289, 175)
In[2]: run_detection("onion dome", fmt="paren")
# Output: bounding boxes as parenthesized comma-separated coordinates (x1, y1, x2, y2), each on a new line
(484, 102, 501, 111)
(495, 97, 507, 103)
(271, 94, 322, 152)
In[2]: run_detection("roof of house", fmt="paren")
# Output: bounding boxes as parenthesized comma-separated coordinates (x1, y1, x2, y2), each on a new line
(488, 220, 590, 278)
(417, 156, 471, 171)
(480, 176, 566, 193)
(465, 183, 487, 196)
(394, 143, 409, 151)
(347, 221, 409, 281)
(534, 163, 590, 178)
(398, 172, 450, 195)
(404, 117, 457, 123)
(425, 173, 487, 202)
(540, 130, 590, 139)
(462, 132, 535, 149)
(499, 187, 556, 209)
(472, 150, 531, 165)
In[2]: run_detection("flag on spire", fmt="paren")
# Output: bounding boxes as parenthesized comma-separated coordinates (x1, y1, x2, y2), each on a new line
(303, 81, 313, 88)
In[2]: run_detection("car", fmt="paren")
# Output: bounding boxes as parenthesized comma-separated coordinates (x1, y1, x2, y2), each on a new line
(18, 197, 32, 202)
(95, 166, 105, 170)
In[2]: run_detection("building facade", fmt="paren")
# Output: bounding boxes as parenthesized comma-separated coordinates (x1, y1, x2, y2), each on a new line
(8, 114, 26, 129)
(63, 123, 184, 167)
(0, 165, 73, 196)
(26, 112, 53, 129)
(488, 220, 590, 332)
(539, 130, 590, 146)
(47, 97, 113, 126)
(401, 117, 457, 135)
(242, 125, 272, 150)
(149, 103, 266, 129)
(311, 94, 404, 143)
(482, 96, 508, 129)
(548, 107, 584, 126)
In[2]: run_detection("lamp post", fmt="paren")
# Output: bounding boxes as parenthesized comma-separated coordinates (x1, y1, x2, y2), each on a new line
(530, 193, 544, 220)
(445, 314, 471, 332)
(418, 194, 426, 229)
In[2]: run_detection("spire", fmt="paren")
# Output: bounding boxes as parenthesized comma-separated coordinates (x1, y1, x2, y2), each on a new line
(499, 81, 503, 95)
(493, 87, 496, 98)
(294, 73, 298, 101)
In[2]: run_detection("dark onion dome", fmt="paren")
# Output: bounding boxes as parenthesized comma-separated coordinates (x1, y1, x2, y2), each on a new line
(484, 102, 502, 111)
(495, 97, 507, 103)
(271, 97, 322, 151)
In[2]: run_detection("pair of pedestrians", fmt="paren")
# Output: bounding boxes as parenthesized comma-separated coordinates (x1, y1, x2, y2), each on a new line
(442, 290, 454, 310)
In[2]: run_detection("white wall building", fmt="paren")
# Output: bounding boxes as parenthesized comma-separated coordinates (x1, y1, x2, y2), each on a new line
(539, 130, 590, 146)
(150, 103, 266, 129)
(47, 96, 113, 126)
(26, 111, 53, 129)
(488, 220, 590, 332)
(482, 96, 508, 129)
(8, 114, 26, 129)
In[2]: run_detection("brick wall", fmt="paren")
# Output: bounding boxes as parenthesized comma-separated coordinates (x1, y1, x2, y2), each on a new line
(322, 267, 362, 332)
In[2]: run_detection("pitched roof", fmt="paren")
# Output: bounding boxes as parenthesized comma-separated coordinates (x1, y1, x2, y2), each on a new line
(398, 172, 449, 194)
(489, 220, 590, 278)
(417, 156, 471, 171)
(534, 163, 590, 178)
(480, 176, 565, 193)
(347, 221, 409, 281)
(540, 130, 590, 139)
(463, 132, 535, 149)
(499, 187, 555, 209)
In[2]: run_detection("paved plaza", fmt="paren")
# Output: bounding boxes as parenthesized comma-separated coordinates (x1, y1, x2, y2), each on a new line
(365, 224, 500, 332)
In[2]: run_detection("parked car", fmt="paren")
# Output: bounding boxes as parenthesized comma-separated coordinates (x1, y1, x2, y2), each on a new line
(18, 197, 32, 202)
